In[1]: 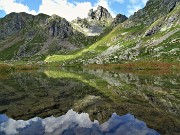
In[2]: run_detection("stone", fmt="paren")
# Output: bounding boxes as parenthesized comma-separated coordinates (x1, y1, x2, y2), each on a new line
(113, 14, 128, 26)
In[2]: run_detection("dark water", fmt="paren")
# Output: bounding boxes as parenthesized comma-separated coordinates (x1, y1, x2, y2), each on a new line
(0, 68, 179, 135)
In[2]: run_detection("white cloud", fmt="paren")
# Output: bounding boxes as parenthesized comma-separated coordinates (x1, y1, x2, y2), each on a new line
(43, 109, 98, 134)
(0, 0, 123, 21)
(0, 117, 32, 135)
(38, 0, 117, 21)
(0, 0, 37, 15)
(38, 0, 94, 21)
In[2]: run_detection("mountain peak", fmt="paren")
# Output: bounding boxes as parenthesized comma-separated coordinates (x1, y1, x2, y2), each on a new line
(88, 5, 112, 22)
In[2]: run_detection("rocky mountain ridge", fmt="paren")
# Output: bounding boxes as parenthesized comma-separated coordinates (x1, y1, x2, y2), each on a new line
(0, 6, 127, 61)
(0, 12, 81, 60)
(126, 0, 179, 26)
(45, 0, 180, 64)
(72, 5, 127, 36)
(0, 0, 179, 64)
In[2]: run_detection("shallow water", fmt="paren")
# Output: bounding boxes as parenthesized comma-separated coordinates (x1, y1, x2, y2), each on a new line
(0, 68, 179, 135)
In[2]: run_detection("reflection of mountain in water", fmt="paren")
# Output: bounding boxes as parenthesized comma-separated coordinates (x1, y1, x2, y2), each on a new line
(0, 69, 179, 134)
(0, 109, 159, 135)
(81, 69, 180, 116)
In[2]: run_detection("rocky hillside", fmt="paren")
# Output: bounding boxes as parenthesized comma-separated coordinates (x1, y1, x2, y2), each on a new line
(0, 13, 78, 60)
(0, 0, 179, 64)
(127, 0, 179, 26)
(45, 0, 180, 64)
(72, 6, 127, 36)
(0, 6, 127, 61)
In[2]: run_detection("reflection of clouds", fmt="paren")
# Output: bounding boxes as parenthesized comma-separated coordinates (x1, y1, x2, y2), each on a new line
(0, 115, 40, 135)
(0, 110, 159, 135)
(101, 113, 157, 135)
(43, 110, 99, 134)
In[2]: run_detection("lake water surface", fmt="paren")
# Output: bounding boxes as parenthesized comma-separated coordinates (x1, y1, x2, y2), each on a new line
(0, 68, 179, 135)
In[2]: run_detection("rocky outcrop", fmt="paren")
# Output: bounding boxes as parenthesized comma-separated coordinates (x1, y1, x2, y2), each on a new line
(88, 6, 113, 22)
(71, 6, 114, 36)
(127, 0, 179, 27)
(145, 25, 161, 36)
(0, 5, 116, 61)
(87, 5, 113, 26)
(145, 1, 180, 36)
(0, 12, 33, 40)
(46, 15, 73, 38)
(112, 14, 128, 26)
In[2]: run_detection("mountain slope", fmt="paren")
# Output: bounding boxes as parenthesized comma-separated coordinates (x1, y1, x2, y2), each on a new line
(0, 13, 78, 61)
(0, 6, 127, 62)
(45, 0, 180, 65)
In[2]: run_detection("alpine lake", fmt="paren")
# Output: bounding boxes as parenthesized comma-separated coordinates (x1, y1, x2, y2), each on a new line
(0, 67, 179, 135)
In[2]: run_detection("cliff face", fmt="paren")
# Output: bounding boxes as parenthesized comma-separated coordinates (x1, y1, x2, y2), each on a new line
(46, 15, 73, 38)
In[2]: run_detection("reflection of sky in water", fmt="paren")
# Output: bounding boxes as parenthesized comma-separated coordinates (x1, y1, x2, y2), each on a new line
(0, 110, 159, 135)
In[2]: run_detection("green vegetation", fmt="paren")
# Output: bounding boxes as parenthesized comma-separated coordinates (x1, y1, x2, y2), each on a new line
(0, 63, 39, 73)
(85, 61, 180, 70)
(44, 3, 180, 66)
(0, 1, 179, 70)
(25, 35, 45, 52)
(0, 40, 25, 60)
(45, 22, 179, 65)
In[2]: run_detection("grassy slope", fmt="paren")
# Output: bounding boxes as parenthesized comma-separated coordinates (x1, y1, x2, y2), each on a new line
(0, 40, 25, 60)
(45, 25, 145, 62)
(45, 5, 180, 65)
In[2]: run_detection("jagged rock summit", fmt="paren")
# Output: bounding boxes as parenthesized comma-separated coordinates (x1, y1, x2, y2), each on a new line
(72, 5, 127, 36)
(88, 5, 113, 24)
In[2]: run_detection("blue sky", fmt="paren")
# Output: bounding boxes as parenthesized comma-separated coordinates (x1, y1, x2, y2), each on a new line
(0, 0, 148, 21)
